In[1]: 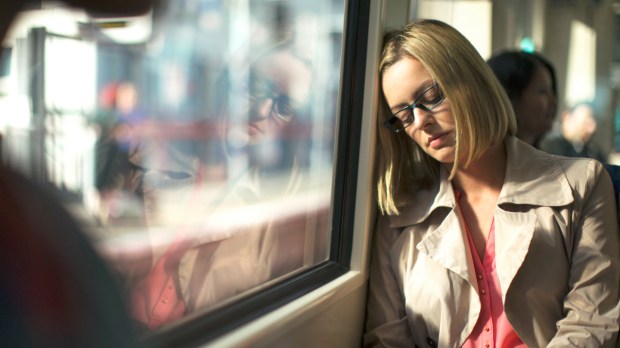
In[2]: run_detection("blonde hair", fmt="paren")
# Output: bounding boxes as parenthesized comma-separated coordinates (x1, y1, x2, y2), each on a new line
(377, 19, 516, 215)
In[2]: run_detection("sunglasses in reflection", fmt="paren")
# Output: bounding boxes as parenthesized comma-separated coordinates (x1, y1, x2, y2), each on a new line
(383, 82, 445, 134)
(240, 71, 308, 123)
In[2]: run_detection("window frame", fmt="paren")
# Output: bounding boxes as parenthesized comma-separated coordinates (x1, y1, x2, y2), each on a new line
(141, 0, 371, 346)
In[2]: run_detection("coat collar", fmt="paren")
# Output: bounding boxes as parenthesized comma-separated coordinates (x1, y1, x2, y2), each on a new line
(497, 136, 573, 206)
(389, 136, 574, 228)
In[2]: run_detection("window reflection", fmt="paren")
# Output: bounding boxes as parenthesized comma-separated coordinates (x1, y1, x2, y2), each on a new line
(1, 0, 344, 334)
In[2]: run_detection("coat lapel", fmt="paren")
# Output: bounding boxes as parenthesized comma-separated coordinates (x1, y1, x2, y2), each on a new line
(416, 206, 481, 347)
(416, 208, 477, 286)
(493, 209, 537, 302)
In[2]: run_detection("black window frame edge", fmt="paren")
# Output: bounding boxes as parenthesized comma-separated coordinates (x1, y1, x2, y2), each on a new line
(142, 0, 370, 346)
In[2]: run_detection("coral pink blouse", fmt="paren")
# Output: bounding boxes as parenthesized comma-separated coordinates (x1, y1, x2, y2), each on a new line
(459, 214, 526, 348)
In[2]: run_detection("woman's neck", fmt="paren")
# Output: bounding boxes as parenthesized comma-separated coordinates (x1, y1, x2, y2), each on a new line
(450, 141, 507, 196)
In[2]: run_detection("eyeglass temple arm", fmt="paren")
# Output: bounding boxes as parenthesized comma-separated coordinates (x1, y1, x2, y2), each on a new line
(383, 116, 401, 130)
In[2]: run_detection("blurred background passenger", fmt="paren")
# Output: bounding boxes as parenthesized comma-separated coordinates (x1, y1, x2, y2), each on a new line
(487, 50, 558, 148)
(0, 0, 153, 346)
(539, 102, 607, 163)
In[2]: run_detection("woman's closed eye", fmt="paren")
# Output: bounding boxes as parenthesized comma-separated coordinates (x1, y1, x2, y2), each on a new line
(421, 90, 442, 105)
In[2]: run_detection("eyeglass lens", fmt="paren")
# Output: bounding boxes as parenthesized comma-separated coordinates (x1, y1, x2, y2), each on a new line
(248, 72, 295, 122)
(383, 83, 444, 133)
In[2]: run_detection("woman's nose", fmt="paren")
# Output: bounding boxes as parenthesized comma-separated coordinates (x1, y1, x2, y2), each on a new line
(254, 98, 274, 119)
(411, 108, 435, 130)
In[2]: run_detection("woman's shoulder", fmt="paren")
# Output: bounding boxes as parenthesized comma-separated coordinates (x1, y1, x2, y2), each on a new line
(533, 150, 610, 208)
(504, 138, 605, 206)
(511, 136, 604, 180)
(541, 151, 605, 183)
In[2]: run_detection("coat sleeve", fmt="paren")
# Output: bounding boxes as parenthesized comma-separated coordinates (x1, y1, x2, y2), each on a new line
(549, 160, 620, 347)
(363, 214, 415, 348)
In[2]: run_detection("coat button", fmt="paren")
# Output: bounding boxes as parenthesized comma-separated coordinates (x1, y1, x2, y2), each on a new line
(426, 337, 437, 347)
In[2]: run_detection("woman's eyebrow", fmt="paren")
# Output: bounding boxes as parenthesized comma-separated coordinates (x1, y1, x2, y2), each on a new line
(389, 80, 436, 111)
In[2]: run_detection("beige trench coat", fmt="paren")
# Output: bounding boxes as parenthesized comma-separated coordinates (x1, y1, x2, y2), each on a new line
(364, 136, 620, 347)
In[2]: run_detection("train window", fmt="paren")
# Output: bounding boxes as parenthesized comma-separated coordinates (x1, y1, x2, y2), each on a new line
(0, 0, 365, 345)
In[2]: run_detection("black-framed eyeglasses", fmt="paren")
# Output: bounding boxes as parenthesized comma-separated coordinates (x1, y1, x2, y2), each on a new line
(245, 71, 300, 123)
(383, 82, 445, 133)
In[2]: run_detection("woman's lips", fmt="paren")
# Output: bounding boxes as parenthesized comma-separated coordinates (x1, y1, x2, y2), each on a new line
(248, 122, 261, 135)
(248, 117, 270, 135)
(428, 132, 448, 149)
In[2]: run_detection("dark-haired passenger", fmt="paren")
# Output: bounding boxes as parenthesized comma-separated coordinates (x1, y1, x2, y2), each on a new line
(487, 50, 558, 148)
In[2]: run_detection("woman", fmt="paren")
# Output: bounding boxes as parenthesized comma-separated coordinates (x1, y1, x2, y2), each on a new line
(487, 50, 558, 148)
(364, 19, 619, 347)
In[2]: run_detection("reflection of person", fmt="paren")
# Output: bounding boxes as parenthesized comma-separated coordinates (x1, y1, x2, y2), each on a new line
(221, 42, 313, 177)
(487, 50, 558, 147)
(127, 41, 327, 330)
(539, 102, 607, 163)
(0, 0, 152, 346)
(364, 19, 619, 347)
(93, 81, 146, 224)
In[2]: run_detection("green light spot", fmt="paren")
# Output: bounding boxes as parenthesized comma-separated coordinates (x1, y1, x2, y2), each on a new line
(520, 37, 535, 53)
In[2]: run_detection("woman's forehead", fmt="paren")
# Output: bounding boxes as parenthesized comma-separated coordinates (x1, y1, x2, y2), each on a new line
(382, 57, 433, 98)
(252, 50, 313, 102)
(254, 50, 310, 77)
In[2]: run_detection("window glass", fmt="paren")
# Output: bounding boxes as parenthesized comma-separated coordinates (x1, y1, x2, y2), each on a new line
(1, 0, 345, 334)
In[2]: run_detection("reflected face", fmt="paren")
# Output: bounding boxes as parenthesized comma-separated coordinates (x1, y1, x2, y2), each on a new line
(382, 57, 456, 164)
(233, 49, 312, 145)
(513, 64, 557, 142)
